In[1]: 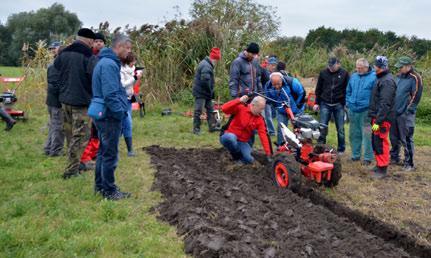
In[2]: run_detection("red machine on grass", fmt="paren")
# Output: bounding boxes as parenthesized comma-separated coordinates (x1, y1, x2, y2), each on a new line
(254, 92, 342, 191)
(0, 76, 28, 120)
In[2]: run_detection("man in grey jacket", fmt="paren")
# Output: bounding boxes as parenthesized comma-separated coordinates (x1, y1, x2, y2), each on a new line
(390, 56, 423, 171)
(228, 42, 260, 98)
(192, 47, 221, 135)
(44, 42, 64, 157)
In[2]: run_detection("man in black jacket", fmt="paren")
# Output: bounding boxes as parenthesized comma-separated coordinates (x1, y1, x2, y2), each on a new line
(192, 47, 221, 135)
(368, 56, 396, 179)
(44, 42, 64, 156)
(54, 28, 98, 179)
(314, 57, 350, 153)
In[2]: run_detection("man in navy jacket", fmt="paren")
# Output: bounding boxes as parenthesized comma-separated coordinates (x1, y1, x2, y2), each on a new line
(91, 34, 130, 200)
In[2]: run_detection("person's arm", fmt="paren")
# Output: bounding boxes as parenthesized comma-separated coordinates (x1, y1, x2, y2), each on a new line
(407, 72, 423, 113)
(200, 65, 212, 96)
(101, 63, 125, 119)
(345, 76, 352, 109)
(341, 71, 350, 105)
(257, 119, 272, 156)
(222, 96, 248, 114)
(120, 67, 136, 89)
(228, 60, 241, 98)
(315, 71, 324, 105)
(292, 79, 305, 106)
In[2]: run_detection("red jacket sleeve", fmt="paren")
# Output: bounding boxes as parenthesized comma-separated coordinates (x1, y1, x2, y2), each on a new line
(257, 118, 271, 156)
(222, 98, 242, 114)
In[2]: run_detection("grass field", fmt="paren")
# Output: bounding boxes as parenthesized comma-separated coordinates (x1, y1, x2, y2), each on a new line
(1, 66, 430, 256)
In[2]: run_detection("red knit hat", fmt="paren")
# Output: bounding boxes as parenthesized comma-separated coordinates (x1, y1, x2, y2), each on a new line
(209, 47, 221, 60)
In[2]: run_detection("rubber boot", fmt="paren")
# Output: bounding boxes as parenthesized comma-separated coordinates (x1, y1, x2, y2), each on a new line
(0, 107, 16, 131)
(125, 137, 135, 157)
(372, 166, 387, 179)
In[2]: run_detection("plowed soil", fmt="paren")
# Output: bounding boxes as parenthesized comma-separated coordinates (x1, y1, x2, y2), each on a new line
(146, 146, 430, 258)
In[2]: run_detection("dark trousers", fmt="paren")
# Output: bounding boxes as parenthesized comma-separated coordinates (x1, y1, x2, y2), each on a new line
(318, 102, 345, 152)
(390, 112, 415, 166)
(94, 117, 123, 194)
(193, 98, 215, 131)
(44, 106, 65, 156)
(0, 107, 15, 124)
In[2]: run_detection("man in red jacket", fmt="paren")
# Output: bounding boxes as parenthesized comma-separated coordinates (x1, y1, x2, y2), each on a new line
(220, 95, 272, 164)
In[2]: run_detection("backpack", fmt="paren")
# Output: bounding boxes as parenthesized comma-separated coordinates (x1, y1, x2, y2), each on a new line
(283, 75, 306, 109)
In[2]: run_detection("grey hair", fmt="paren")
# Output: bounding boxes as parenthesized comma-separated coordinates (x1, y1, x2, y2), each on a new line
(112, 34, 131, 48)
(251, 96, 266, 106)
(356, 58, 369, 67)
(270, 72, 283, 80)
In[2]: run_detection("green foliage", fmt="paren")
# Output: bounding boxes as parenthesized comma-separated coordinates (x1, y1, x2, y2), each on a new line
(0, 3, 81, 66)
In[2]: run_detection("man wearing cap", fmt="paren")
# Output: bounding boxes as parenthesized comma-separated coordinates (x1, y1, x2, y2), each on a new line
(54, 28, 98, 179)
(261, 56, 277, 136)
(314, 57, 350, 154)
(192, 47, 221, 135)
(368, 56, 396, 179)
(44, 41, 65, 157)
(390, 56, 423, 171)
(228, 42, 261, 98)
(93, 32, 106, 55)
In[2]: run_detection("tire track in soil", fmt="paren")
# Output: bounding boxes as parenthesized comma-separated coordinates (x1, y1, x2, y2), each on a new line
(145, 146, 429, 258)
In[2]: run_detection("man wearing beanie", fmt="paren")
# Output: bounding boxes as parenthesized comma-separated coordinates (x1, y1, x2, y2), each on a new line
(368, 56, 396, 179)
(192, 47, 221, 135)
(228, 42, 261, 98)
(54, 28, 98, 179)
(390, 56, 423, 171)
(93, 32, 106, 55)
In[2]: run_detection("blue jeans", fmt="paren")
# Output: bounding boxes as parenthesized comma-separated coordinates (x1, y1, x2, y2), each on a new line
(121, 102, 133, 138)
(94, 116, 123, 194)
(348, 110, 373, 161)
(318, 102, 345, 152)
(276, 110, 290, 145)
(220, 133, 254, 164)
(263, 105, 275, 135)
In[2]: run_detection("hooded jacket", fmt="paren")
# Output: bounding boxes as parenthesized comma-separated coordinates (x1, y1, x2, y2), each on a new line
(394, 69, 423, 116)
(92, 48, 128, 120)
(46, 63, 61, 108)
(228, 52, 260, 97)
(368, 70, 396, 124)
(192, 57, 215, 99)
(346, 68, 377, 112)
(265, 77, 305, 115)
(54, 40, 98, 107)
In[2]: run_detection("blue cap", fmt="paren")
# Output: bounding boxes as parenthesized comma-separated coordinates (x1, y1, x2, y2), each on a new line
(374, 56, 389, 69)
(49, 41, 61, 49)
(268, 57, 278, 65)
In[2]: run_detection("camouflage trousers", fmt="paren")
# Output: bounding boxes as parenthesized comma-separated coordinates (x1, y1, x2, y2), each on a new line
(62, 104, 90, 176)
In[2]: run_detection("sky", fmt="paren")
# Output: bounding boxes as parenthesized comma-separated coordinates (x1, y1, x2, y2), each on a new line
(1, 0, 431, 39)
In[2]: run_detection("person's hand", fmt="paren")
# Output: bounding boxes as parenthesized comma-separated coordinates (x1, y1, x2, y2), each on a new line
(239, 95, 249, 104)
(372, 123, 380, 132)
(313, 104, 319, 112)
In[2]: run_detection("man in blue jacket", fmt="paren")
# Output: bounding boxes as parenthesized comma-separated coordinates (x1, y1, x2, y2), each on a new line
(390, 56, 423, 171)
(346, 58, 376, 165)
(92, 34, 130, 200)
(265, 72, 305, 145)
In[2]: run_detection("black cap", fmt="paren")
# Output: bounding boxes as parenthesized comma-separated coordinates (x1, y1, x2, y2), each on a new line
(77, 28, 96, 39)
(328, 57, 340, 66)
(246, 42, 260, 54)
(94, 32, 106, 43)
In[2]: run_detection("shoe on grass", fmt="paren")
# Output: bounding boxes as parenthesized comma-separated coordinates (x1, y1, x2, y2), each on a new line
(104, 190, 131, 201)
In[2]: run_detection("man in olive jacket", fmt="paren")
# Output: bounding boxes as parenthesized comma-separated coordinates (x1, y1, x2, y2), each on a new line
(54, 28, 98, 179)
(192, 47, 221, 135)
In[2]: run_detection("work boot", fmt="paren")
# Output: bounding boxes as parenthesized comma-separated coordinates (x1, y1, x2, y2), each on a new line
(209, 127, 220, 133)
(0, 107, 16, 131)
(193, 128, 201, 135)
(371, 166, 387, 179)
(361, 160, 372, 166)
(5, 119, 16, 131)
(104, 190, 131, 201)
(402, 164, 416, 172)
(63, 171, 81, 179)
(390, 159, 403, 166)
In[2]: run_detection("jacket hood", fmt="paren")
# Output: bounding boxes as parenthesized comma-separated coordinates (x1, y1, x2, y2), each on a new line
(99, 48, 120, 66)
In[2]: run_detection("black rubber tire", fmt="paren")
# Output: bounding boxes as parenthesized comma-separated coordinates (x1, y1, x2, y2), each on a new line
(271, 153, 301, 192)
(323, 159, 342, 187)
